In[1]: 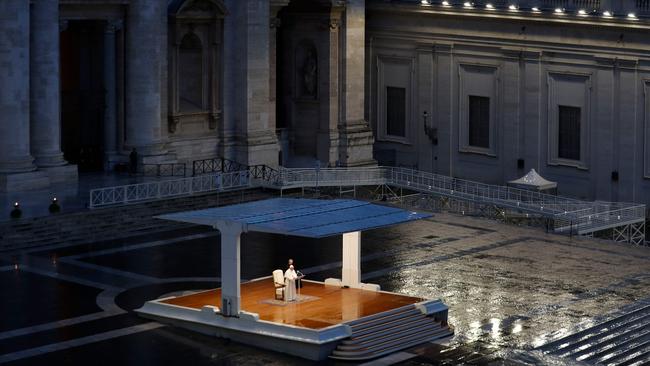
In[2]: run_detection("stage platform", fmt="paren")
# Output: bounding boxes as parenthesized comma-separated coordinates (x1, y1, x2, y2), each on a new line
(137, 277, 451, 361)
(162, 277, 424, 329)
(140, 198, 452, 360)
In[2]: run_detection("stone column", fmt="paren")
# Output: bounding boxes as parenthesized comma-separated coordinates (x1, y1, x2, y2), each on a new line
(0, 0, 49, 191)
(223, 0, 279, 167)
(104, 20, 122, 166)
(341, 231, 361, 287)
(0, 0, 35, 174)
(338, 0, 375, 167)
(30, 0, 66, 168)
(125, 0, 167, 160)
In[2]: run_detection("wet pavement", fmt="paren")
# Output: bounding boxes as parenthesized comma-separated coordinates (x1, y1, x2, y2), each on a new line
(1, 210, 649, 365)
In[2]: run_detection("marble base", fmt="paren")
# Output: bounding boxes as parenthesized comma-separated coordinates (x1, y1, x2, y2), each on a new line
(246, 144, 280, 168)
(338, 123, 377, 167)
(141, 153, 177, 165)
(237, 132, 280, 168)
(41, 164, 78, 184)
(0, 170, 50, 192)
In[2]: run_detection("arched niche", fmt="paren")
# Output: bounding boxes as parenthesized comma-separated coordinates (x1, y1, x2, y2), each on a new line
(295, 39, 318, 99)
(168, 0, 225, 134)
(178, 32, 203, 112)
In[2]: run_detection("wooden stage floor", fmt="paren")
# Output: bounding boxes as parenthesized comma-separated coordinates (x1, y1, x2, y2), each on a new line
(162, 278, 423, 329)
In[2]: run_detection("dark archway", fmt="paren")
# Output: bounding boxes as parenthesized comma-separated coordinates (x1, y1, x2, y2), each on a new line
(60, 20, 105, 172)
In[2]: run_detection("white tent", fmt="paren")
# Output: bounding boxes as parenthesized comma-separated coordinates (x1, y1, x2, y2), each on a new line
(508, 169, 557, 192)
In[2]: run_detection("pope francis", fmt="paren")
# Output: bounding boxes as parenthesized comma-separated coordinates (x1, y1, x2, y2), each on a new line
(284, 265, 298, 301)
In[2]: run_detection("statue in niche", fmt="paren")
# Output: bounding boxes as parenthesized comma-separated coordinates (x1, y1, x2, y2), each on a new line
(302, 49, 317, 97)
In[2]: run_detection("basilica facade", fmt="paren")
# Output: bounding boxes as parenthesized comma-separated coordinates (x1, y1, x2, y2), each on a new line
(1, 0, 649, 205)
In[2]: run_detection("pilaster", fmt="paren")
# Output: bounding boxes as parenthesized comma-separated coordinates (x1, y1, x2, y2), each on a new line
(104, 19, 122, 167)
(318, 9, 343, 166)
(338, 0, 376, 167)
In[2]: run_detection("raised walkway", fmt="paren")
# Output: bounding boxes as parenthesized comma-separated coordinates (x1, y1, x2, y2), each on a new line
(88, 162, 646, 244)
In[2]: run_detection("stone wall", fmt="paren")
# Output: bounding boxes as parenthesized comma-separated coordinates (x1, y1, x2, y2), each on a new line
(368, 2, 650, 204)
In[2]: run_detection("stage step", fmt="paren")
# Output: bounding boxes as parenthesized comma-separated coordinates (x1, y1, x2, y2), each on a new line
(537, 303, 650, 365)
(329, 304, 452, 361)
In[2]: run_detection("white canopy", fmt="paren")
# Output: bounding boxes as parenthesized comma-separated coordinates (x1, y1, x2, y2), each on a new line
(508, 169, 557, 191)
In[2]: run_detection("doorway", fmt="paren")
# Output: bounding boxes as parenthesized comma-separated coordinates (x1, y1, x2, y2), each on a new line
(60, 20, 105, 172)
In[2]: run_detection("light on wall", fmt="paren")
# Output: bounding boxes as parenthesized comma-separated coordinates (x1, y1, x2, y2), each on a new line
(485, 3, 495, 9)
(421, 0, 430, 4)
(554, 7, 564, 13)
(442, 0, 451, 6)
(603, 10, 613, 17)
(627, 12, 637, 19)
(531, 6, 540, 12)
(464, 1, 474, 7)
(578, 9, 587, 15)
(508, 4, 519, 10)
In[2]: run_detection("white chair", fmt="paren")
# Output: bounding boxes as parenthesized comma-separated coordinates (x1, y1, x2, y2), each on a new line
(273, 269, 285, 300)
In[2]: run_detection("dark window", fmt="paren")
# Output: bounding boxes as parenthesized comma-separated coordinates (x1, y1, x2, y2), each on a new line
(468, 95, 490, 148)
(558, 105, 581, 160)
(386, 86, 406, 137)
(179, 33, 203, 112)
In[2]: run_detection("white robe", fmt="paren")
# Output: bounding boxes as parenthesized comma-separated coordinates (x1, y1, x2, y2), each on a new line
(284, 268, 298, 301)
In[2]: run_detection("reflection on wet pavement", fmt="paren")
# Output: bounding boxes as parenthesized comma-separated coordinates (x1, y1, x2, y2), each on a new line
(364, 215, 650, 364)
(1, 210, 649, 365)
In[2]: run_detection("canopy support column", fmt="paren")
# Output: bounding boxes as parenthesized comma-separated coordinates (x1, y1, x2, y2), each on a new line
(325, 230, 380, 291)
(342, 231, 361, 287)
(216, 221, 244, 317)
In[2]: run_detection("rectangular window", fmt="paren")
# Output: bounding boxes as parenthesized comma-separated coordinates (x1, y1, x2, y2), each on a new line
(386, 86, 406, 137)
(558, 105, 581, 160)
(468, 95, 490, 148)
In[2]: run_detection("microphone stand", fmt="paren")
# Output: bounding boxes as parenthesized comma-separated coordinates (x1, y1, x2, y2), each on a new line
(297, 271, 304, 300)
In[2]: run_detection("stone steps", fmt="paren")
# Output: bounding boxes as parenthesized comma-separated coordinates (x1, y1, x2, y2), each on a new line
(0, 188, 271, 252)
(329, 304, 452, 361)
(538, 304, 650, 365)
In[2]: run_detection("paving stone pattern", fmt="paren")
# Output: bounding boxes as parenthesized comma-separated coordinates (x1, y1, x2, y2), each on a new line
(0, 204, 649, 365)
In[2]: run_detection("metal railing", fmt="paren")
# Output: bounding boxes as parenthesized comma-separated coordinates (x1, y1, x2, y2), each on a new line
(192, 157, 248, 176)
(193, 157, 281, 183)
(272, 167, 388, 189)
(89, 171, 250, 208)
(270, 166, 645, 236)
(142, 163, 187, 177)
(89, 162, 645, 239)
